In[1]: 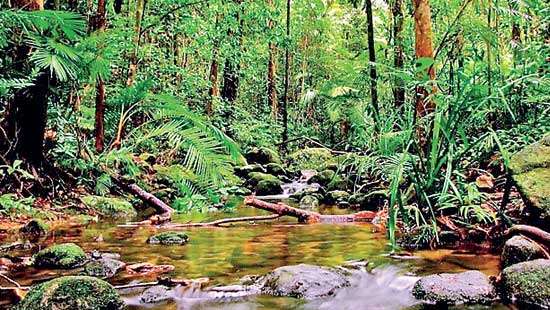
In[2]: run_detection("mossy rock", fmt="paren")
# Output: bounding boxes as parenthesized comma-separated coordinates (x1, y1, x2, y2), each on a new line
(309, 170, 336, 186)
(19, 219, 49, 237)
(81, 195, 137, 220)
(501, 259, 550, 309)
(247, 172, 281, 187)
(325, 190, 350, 204)
(147, 231, 189, 245)
(265, 163, 287, 176)
(299, 195, 320, 210)
(256, 179, 283, 195)
(84, 258, 126, 279)
(501, 236, 546, 268)
(245, 147, 281, 165)
(15, 276, 124, 310)
(288, 148, 334, 171)
(234, 164, 266, 178)
(33, 243, 87, 269)
(509, 135, 550, 225)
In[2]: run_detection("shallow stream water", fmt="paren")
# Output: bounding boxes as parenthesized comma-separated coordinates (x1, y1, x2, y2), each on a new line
(2, 204, 506, 309)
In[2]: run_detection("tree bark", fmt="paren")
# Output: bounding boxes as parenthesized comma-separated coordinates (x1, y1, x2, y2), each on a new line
(127, 0, 146, 86)
(392, 0, 405, 108)
(93, 0, 107, 153)
(267, 0, 278, 119)
(281, 0, 291, 154)
(365, 0, 380, 131)
(221, 0, 244, 103)
(8, 0, 47, 165)
(207, 46, 219, 116)
(114, 0, 123, 14)
(413, 0, 435, 119)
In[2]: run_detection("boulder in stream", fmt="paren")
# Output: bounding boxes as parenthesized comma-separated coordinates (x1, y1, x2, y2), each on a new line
(234, 164, 266, 178)
(15, 276, 124, 310)
(501, 235, 546, 268)
(84, 257, 126, 279)
(33, 243, 87, 269)
(256, 179, 283, 195)
(258, 264, 350, 300)
(288, 148, 333, 171)
(299, 195, 320, 210)
(309, 169, 336, 186)
(140, 285, 172, 304)
(412, 270, 497, 305)
(19, 219, 48, 238)
(501, 259, 550, 309)
(147, 231, 189, 245)
(245, 147, 281, 165)
(509, 135, 550, 226)
(325, 190, 351, 204)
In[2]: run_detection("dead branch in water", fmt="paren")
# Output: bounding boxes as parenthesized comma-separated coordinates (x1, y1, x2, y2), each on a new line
(165, 214, 282, 228)
(244, 196, 375, 223)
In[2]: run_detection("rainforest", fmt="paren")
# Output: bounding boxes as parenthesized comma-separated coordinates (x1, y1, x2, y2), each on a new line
(0, 0, 549, 309)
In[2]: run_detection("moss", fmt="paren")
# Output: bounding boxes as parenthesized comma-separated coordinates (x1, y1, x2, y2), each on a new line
(33, 243, 87, 269)
(15, 276, 124, 310)
(81, 195, 137, 220)
(256, 179, 283, 195)
(501, 236, 546, 268)
(247, 172, 281, 186)
(501, 259, 550, 308)
(309, 170, 336, 186)
(245, 147, 281, 165)
(147, 231, 189, 245)
(509, 135, 550, 174)
(288, 148, 334, 171)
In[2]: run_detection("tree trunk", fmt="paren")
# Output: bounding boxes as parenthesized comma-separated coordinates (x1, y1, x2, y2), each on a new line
(127, 0, 146, 86)
(281, 0, 291, 153)
(413, 0, 435, 119)
(207, 44, 219, 116)
(365, 0, 380, 131)
(267, 0, 278, 119)
(221, 0, 244, 104)
(392, 0, 405, 108)
(8, 0, 47, 165)
(114, 0, 123, 14)
(93, 0, 107, 153)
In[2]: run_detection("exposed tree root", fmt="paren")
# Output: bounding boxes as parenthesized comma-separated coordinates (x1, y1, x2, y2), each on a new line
(244, 196, 375, 223)
(505, 224, 550, 248)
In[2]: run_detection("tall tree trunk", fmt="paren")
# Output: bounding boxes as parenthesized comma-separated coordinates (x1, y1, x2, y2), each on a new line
(207, 43, 219, 116)
(413, 0, 435, 119)
(365, 0, 380, 131)
(221, 0, 244, 104)
(392, 0, 405, 108)
(267, 0, 278, 119)
(8, 0, 47, 165)
(281, 0, 291, 153)
(92, 0, 107, 153)
(127, 0, 146, 86)
(114, 0, 123, 14)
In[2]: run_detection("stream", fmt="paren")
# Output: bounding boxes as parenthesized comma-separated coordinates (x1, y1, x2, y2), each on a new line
(1, 202, 507, 309)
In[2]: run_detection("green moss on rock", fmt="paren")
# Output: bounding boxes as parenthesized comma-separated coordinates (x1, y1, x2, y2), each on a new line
(15, 276, 124, 310)
(19, 219, 49, 237)
(288, 148, 334, 171)
(245, 147, 281, 165)
(147, 231, 189, 245)
(509, 135, 550, 225)
(81, 195, 137, 220)
(309, 170, 336, 186)
(256, 179, 283, 195)
(33, 243, 87, 269)
(501, 259, 550, 309)
(247, 172, 281, 186)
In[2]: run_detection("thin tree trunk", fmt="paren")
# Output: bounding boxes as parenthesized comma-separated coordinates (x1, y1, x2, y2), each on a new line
(207, 43, 219, 116)
(413, 0, 436, 119)
(392, 0, 405, 108)
(281, 0, 291, 153)
(114, 0, 123, 14)
(93, 0, 107, 153)
(267, 0, 278, 118)
(127, 0, 146, 86)
(221, 0, 244, 104)
(365, 0, 380, 131)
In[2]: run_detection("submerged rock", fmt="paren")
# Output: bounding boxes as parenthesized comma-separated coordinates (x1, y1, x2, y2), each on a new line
(501, 259, 550, 309)
(501, 235, 546, 268)
(81, 195, 137, 220)
(245, 147, 281, 165)
(509, 135, 550, 226)
(84, 258, 126, 279)
(33, 243, 87, 269)
(299, 195, 320, 210)
(412, 270, 496, 305)
(147, 231, 189, 245)
(15, 276, 124, 310)
(140, 285, 172, 304)
(258, 264, 350, 300)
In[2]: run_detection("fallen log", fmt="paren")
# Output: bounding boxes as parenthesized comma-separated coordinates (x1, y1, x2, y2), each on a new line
(113, 176, 174, 225)
(244, 196, 375, 223)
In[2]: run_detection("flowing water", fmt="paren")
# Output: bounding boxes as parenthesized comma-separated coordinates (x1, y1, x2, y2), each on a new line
(1, 203, 505, 309)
